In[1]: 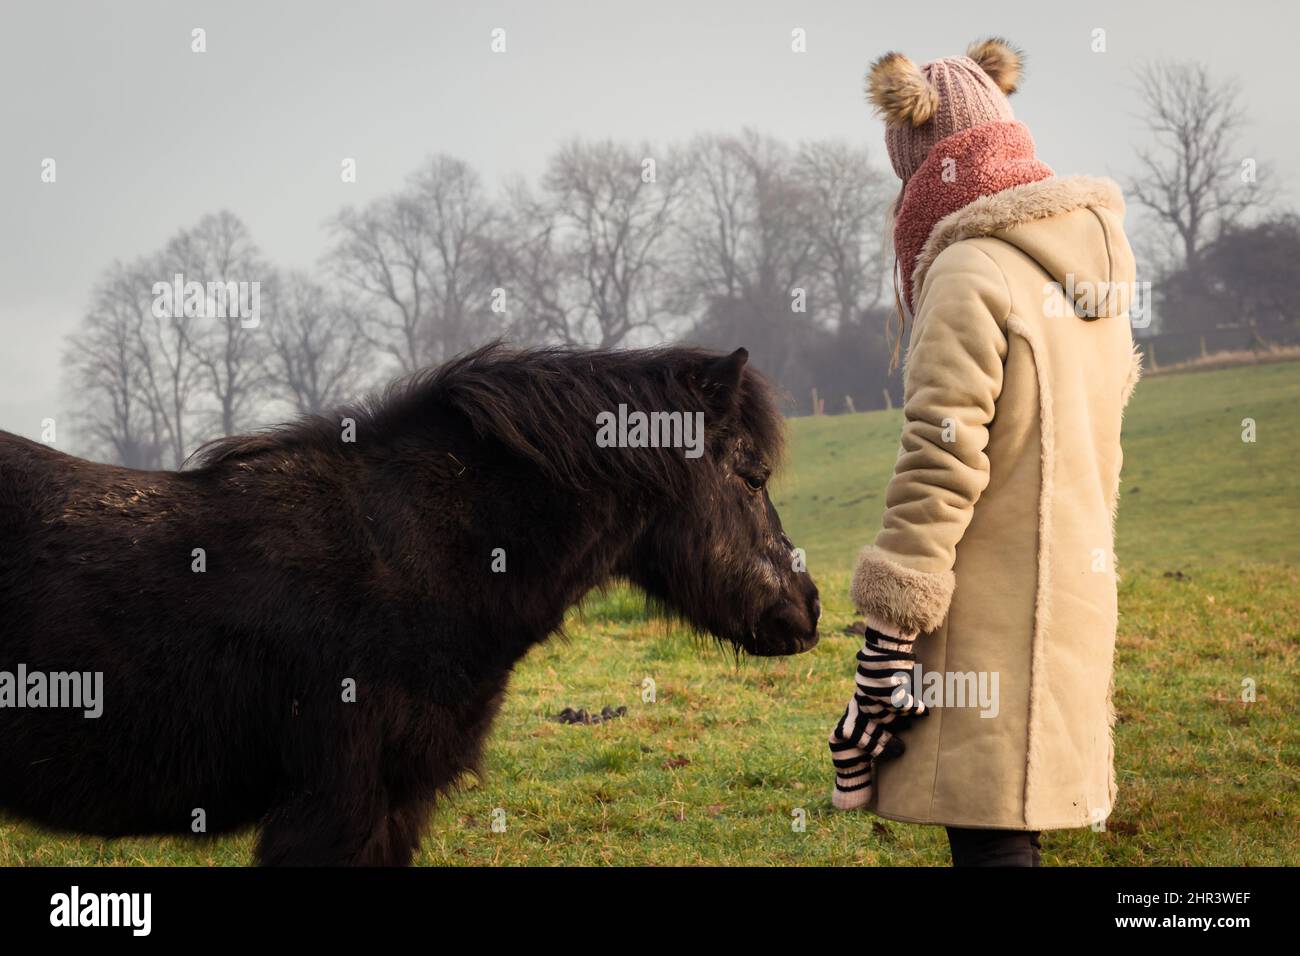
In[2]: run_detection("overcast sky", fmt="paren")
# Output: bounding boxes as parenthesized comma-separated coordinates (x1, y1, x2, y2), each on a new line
(3, 0, 1296, 441)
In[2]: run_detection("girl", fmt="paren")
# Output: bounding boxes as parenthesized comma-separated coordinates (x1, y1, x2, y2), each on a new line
(828, 38, 1143, 866)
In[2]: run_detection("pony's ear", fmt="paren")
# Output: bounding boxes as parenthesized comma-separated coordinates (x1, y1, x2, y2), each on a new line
(692, 348, 748, 418)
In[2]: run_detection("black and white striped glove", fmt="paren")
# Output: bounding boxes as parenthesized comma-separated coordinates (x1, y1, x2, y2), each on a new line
(829, 616, 927, 810)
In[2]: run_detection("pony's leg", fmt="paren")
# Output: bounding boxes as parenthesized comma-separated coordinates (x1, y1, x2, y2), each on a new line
(383, 797, 433, 867)
(255, 787, 394, 866)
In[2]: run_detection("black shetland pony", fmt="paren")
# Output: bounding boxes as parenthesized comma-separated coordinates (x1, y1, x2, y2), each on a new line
(0, 345, 819, 865)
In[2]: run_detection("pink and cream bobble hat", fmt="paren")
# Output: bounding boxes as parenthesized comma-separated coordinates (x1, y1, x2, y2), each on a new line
(867, 38, 1054, 310)
(870, 38, 1023, 182)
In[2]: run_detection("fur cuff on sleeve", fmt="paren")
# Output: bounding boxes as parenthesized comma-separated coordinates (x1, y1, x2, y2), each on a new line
(849, 547, 955, 635)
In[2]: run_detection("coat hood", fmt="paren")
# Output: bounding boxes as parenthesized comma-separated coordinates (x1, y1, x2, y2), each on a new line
(912, 175, 1134, 319)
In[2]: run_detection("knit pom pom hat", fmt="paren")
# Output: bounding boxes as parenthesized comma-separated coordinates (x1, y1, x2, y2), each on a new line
(867, 37, 1025, 181)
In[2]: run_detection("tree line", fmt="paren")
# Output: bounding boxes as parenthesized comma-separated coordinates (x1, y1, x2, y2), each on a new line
(65, 131, 901, 468)
(63, 59, 1297, 468)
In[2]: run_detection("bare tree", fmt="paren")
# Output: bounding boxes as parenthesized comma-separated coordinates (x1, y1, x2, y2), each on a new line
(795, 140, 894, 327)
(682, 131, 820, 307)
(63, 261, 167, 469)
(679, 133, 748, 302)
(1131, 61, 1269, 273)
(128, 255, 204, 469)
(266, 273, 370, 415)
(538, 139, 688, 347)
(64, 213, 273, 468)
(498, 179, 586, 346)
(679, 130, 820, 384)
(159, 211, 272, 440)
(410, 156, 504, 358)
(328, 155, 502, 373)
(329, 194, 428, 372)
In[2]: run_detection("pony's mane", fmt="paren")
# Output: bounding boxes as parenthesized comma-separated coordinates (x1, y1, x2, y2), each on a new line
(191, 343, 785, 492)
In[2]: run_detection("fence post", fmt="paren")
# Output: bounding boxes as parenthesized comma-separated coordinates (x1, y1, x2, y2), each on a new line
(810, 387, 819, 416)
(882, 388, 893, 410)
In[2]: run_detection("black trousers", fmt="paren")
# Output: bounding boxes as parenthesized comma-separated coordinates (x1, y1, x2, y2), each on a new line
(945, 826, 1042, 867)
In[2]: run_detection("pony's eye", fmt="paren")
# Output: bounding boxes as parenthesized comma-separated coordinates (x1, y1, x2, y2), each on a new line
(743, 474, 766, 493)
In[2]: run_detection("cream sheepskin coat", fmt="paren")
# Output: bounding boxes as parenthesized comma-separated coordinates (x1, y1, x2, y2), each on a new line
(853, 175, 1142, 830)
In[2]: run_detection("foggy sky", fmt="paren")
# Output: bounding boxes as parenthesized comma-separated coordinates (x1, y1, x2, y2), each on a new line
(4, 0, 1296, 442)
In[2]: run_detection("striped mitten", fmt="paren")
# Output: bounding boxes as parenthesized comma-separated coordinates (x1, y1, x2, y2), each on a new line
(829, 616, 925, 810)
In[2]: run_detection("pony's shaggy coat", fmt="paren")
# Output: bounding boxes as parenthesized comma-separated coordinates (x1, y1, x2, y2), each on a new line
(0, 345, 818, 865)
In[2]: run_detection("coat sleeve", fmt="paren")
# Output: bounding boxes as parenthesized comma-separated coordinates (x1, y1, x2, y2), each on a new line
(851, 243, 1010, 634)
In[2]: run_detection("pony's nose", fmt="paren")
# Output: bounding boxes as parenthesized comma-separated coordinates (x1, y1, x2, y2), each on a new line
(810, 597, 822, 625)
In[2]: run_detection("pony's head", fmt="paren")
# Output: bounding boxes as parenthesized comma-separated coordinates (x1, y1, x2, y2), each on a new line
(613, 348, 821, 656)
(329, 343, 821, 658)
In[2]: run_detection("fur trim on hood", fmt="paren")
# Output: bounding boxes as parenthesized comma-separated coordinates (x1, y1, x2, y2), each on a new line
(911, 175, 1126, 306)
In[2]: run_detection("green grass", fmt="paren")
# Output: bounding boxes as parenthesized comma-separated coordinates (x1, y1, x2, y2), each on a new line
(2, 362, 1297, 865)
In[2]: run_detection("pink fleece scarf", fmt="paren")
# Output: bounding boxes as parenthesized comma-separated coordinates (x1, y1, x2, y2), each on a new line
(893, 120, 1054, 311)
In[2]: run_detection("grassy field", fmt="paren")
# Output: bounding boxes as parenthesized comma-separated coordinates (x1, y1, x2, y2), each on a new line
(2, 361, 1297, 865)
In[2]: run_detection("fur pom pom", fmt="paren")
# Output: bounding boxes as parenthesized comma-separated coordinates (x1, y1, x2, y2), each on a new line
(866, 52, 938, 127)
(966, 37, 1024, 95)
